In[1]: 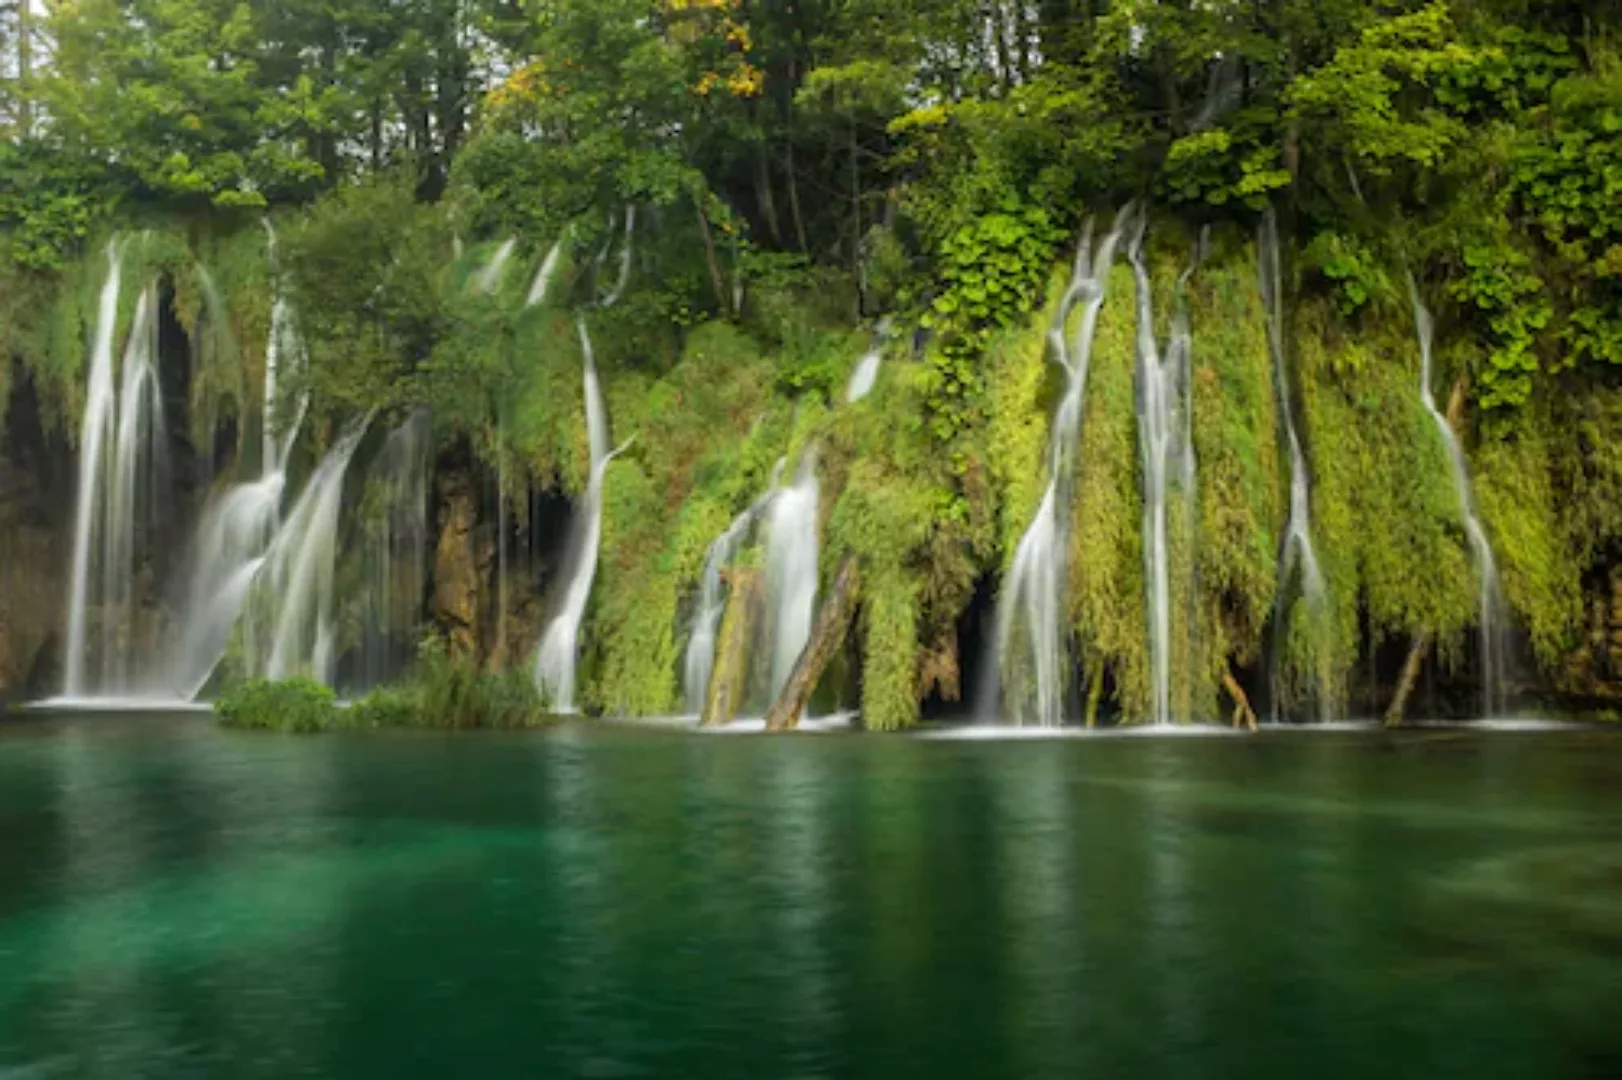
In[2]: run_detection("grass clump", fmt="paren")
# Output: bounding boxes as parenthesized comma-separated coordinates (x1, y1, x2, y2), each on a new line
(215, 678, 337, 733)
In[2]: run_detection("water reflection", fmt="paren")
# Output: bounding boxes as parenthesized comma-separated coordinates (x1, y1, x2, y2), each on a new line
(0, 722, 1615, 1078)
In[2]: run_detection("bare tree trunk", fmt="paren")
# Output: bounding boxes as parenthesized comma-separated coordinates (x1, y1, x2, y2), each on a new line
(785, 142, 809, 255)
(755, 144, 782, 246)
(703, 568, 762, 727)
(849, 117, 862, 319)
(766, 556, 860, 732)
(693, 193, 730, 314)
(1385, 633, 1430, 728)
(1224, 668, 1258, 731)
(1084, 663, 1104, 728)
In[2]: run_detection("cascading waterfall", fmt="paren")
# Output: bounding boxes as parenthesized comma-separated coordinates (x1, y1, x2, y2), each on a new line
(63, 244, 170, 698)
(1128, 222, 1198, 726)
(260, 419, 371, 682)
(1259, 208, 1328, 718)
(534, 320, 626, 711)
(764, 450, 820, 698)
(526, 238, 564, 308)
(682, 462, 784, 712)
(845, 318, 892, 404)
(473, 237, 517, 295)
(165, 226, 314, 698)
(1409, 277, 1507, 715)
(981, 211, 1128, 727)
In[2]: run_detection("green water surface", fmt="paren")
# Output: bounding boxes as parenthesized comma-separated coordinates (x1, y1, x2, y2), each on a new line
(0, 717, 1618, 1078)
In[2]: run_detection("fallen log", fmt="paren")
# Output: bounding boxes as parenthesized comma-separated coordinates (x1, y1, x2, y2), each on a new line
(702, 567, 762, 728)
(1223, 668, 1258, 732)
(765, 556, 860, 732)
(1384, 632, 1430, 728)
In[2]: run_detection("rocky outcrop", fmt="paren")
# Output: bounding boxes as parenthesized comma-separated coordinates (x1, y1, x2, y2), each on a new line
(431, 469, 482, 663)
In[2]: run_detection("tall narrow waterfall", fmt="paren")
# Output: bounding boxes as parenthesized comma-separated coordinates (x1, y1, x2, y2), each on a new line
(534, 320, 623, 711)
(1409, 278, 1507, 715)
(63, 246, 170, 698)
(1259, 209, 1327, 717)
(1128, 223, 1198, 726)
(764, 450, 820, 697)
(599, 207, 635, 308)
(683, 464, 784, 711)
(982, 211, 1127, 727)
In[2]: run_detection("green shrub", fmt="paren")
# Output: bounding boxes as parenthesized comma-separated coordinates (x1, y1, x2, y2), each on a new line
(215, 678, 337, 733)
(415, 640, 549, 729)
(343, 685, 421, 729)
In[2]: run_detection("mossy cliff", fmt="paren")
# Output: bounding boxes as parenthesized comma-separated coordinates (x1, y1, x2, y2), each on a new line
(5, 204, 1622, 725)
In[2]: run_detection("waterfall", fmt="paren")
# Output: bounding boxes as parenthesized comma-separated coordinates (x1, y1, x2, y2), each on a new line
(361, 411, 430, 689)
(845, 319, 892, 403)
(682, 465, 783, 712)
(261, 420, 370, 682)
(599, 207, 635, 308)
(1128, 222, 1198, 726)
(526, 238, 564, 308)
(473, 237, 516, 295)
(534, 320, 625, 711)
(63, 245, 170, 698)
(1259, 209, 1327, 718)
(764, 450, 820, 698)
(164, 227, 314, 697)
(981, 210, 1128, 727)
(1409, 277, 1507, 715)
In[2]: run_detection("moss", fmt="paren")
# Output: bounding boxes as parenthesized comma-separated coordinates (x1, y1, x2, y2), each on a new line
(1070, 261, 1149, 721)
(1296, 295, 1477, 711)
(1475, 403, 1581, 669)
(1188, 249, 1281, 709)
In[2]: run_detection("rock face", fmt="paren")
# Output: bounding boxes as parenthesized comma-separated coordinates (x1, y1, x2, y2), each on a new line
(0, 437, 68, 702)
(431, 469, 482, 662)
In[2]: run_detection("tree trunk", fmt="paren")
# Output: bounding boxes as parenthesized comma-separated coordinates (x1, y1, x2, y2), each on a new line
(755, 143, 782, 246)
(694, 194, 731, 314)
(703, 567, 762, 727)
(1385, 633, 1430, 728)
(849, 117, 862, 319)
(16, 0, 31, 135)
(785, 142, 809, 255)
(1224, 667, 1258, 731)
(1084, 663, 1104, 728)
(766, 556, 860, 732)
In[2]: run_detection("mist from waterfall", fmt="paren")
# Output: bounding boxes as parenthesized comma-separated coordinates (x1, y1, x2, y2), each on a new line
(1409, 277, 1507, 715)
(63, 244, 171, 698)
(534, 319, 623, 712)
(764, 451, 820, 699)
(1128, 222, 1198, 726)
(1259, 209, 1328, 719)
(980, 210, 1128, 727)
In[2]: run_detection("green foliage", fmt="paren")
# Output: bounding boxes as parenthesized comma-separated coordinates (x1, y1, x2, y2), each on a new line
(1445, 235, 1551, 412)
(1069, 262, 1148, 721)
(1302, 232, 1395, 316)
(413, 639, 547, 728)
(215, 678, 337, 733)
